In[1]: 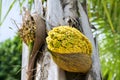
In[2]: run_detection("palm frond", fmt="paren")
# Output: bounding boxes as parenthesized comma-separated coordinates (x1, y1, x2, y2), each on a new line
(102, 0, 115, 33)
(0, 0, 16, 26)
(0, 0, 34, 26)
(0, 0, 2, 23)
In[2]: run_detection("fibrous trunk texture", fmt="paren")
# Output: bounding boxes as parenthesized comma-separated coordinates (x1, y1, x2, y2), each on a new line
(21, 0, 102, 80)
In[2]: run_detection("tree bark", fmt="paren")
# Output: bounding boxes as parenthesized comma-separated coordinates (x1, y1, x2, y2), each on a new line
(21, 43, 30, 80)
(21, 0, 102, 80)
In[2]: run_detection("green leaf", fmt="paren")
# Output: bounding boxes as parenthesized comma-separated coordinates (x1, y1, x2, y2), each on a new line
(102, 0, 115, 33)
(28, 0, 34, 10)
(108, 72, 113, 80)
(18, 0, 25, 13)
(0, 0, 2, 23)
(0, 0, 16, 26)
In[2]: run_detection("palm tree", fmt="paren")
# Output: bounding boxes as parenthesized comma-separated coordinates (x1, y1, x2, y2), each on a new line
(22, 0, 101, 80)
(0, 0, 120, 80)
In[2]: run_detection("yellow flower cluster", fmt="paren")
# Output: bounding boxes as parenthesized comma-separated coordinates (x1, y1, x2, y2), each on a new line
(46, 26, 92, 55)
(18, 20, 36, 45)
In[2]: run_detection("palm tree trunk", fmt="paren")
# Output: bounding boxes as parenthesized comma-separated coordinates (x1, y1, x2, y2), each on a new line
(21, 43, 30, 80)
(21, 0, 102, 80)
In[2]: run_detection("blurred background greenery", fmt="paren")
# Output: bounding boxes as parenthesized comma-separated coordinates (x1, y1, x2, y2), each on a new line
(0, 36, 22, 80)
(0, 0, 120, 80)
(88, 0, 120, 80)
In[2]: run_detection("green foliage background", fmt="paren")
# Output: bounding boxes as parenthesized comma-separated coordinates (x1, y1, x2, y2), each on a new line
(0, 36, 22, 80)
(88, 0, 120, 80)
(0, 0, 34, 80)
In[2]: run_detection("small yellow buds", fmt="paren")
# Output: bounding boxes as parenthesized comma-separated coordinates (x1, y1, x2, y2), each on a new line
(18, 17, 36, 45)
(46, 26, 92, 55)
(46, 26, 92, 73)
